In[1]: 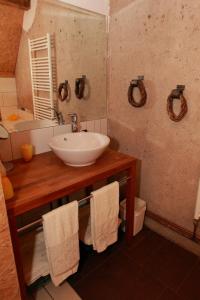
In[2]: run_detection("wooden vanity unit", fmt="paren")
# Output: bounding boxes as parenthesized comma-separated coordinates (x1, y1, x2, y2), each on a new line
(6, 149, 136, 299)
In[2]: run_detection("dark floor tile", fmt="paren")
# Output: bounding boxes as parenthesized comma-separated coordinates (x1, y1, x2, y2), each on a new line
(123, 228, 168, 267)
(144, 241, 198, 291)
(177, 261, 200, 300)
(158, 289, 183, 300)
(75, 250, 164, 300)
(69, 232, 126, 286)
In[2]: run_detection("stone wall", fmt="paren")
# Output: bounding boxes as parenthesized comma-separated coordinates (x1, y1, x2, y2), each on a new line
(108, 0, 200, 232)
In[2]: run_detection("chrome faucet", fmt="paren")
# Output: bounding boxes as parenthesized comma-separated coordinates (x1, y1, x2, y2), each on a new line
(49, 107, 65, 125)
(68, 113, 78, 132)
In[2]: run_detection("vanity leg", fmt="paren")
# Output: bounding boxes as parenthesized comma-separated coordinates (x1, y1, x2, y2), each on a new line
(125, 162, 136, 242)
(8, 214, 27, 300)
(85, 185, 93, 196)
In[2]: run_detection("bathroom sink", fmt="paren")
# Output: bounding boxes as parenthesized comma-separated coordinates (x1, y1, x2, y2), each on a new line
(49, 132, 110, 167)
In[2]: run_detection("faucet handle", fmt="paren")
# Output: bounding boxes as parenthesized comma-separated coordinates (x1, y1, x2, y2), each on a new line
(68, 113, 78, 122)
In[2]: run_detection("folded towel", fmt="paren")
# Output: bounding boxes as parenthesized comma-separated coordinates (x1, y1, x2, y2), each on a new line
(42, 201, 80, 287)
(91, 182, 119, 253)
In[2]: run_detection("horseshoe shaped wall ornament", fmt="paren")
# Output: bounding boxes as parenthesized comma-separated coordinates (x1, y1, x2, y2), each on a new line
(167, 85, 188, 122)
(75, 75, 86, 99)
(58, 80, 69, 102)
(128, 76, 147, 108)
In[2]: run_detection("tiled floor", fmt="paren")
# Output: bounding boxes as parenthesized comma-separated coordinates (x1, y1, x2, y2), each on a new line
(29, 280, 81, 299)
(30, 228, 200, 300)
(70, 228, 200, 300)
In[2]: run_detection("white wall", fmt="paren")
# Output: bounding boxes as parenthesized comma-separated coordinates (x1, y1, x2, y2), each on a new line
(60, 0, 109, 15)
(23, 0, 109, 31)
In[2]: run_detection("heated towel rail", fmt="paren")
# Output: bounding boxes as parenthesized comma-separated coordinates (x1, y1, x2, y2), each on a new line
(28, 33, 56, 120)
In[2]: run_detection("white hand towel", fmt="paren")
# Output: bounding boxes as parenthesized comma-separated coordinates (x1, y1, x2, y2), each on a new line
(194, 178, 200, 220)
(90, 181, 119, 253)
(42, 201, 80, 287)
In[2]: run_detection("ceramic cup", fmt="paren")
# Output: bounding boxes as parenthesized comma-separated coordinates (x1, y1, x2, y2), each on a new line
(21, 144, 33, 162)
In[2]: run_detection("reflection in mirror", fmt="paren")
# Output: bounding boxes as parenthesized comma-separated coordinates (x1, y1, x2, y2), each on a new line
(0, 125, 9, 139)
(0, 124, 14, 171)
(0, 0, 107, 132)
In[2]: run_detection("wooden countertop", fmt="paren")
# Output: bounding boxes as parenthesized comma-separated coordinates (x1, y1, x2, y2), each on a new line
(6, 149, 136, 216)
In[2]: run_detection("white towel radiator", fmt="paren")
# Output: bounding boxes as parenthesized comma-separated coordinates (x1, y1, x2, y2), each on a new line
(28, 33, 56, 120)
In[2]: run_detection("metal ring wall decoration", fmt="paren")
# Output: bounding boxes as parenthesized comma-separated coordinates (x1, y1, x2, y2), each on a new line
(128, 76, 147, 108)
(58, 80, 69, 101)
(167, 85, 188, 122)
(75, 75, 86, 99)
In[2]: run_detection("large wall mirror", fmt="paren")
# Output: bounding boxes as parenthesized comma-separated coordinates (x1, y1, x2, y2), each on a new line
(0, 0, 107, 132)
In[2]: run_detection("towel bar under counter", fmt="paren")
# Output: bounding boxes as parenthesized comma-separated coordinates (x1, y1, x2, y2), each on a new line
(17, 176, 131, 234)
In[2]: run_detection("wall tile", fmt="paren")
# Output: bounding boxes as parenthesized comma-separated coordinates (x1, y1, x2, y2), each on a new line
(0, 136, 12, 161)
(0, 94, 4, 107)
(3, 93, 17, 107)
(0, 78, 17, 93)
(80, 121, 87, 131)
(28, 127, 54, 155)
(100, 118, 108, 135)
(32, 288, 51, 300)
(45, 281, 81, 300)
(11, 127, 53, 160)
(94, 119, 101, 133)
(53, 124, 71, 136)
(86, 120, 95, 132)
(0, 106, 18, 120)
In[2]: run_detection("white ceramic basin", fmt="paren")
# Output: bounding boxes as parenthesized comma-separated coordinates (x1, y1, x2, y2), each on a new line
(49, 132, 110, 167)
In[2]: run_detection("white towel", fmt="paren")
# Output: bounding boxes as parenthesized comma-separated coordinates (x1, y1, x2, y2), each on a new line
(42, 201, 80, 287)
(91, 182, 119, 253)
(194, 178, 200, 220)
(79, 204, 121, 247)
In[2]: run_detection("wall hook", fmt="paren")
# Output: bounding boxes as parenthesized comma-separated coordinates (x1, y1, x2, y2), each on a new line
(167, 85, 188, 122)
(75, 75, 86, 99)
(58, 80, 69, 102)
(128, 75, 147, 108)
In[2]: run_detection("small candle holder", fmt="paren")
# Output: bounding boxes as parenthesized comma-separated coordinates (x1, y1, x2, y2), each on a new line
(21, 144, 33, 162)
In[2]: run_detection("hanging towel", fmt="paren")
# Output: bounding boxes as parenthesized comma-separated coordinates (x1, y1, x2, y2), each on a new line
(42, 201, 80, 287)
(194, 178, 200, 220)
(79, 204, 121, 247)
(90, 181, 119, 253)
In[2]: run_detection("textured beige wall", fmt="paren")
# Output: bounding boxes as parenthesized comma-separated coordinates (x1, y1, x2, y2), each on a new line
(16, 0, 107, 121)
(0, 4, 23, 77)
(0, 179, 20, 300)
(108, 0, 200, 232)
